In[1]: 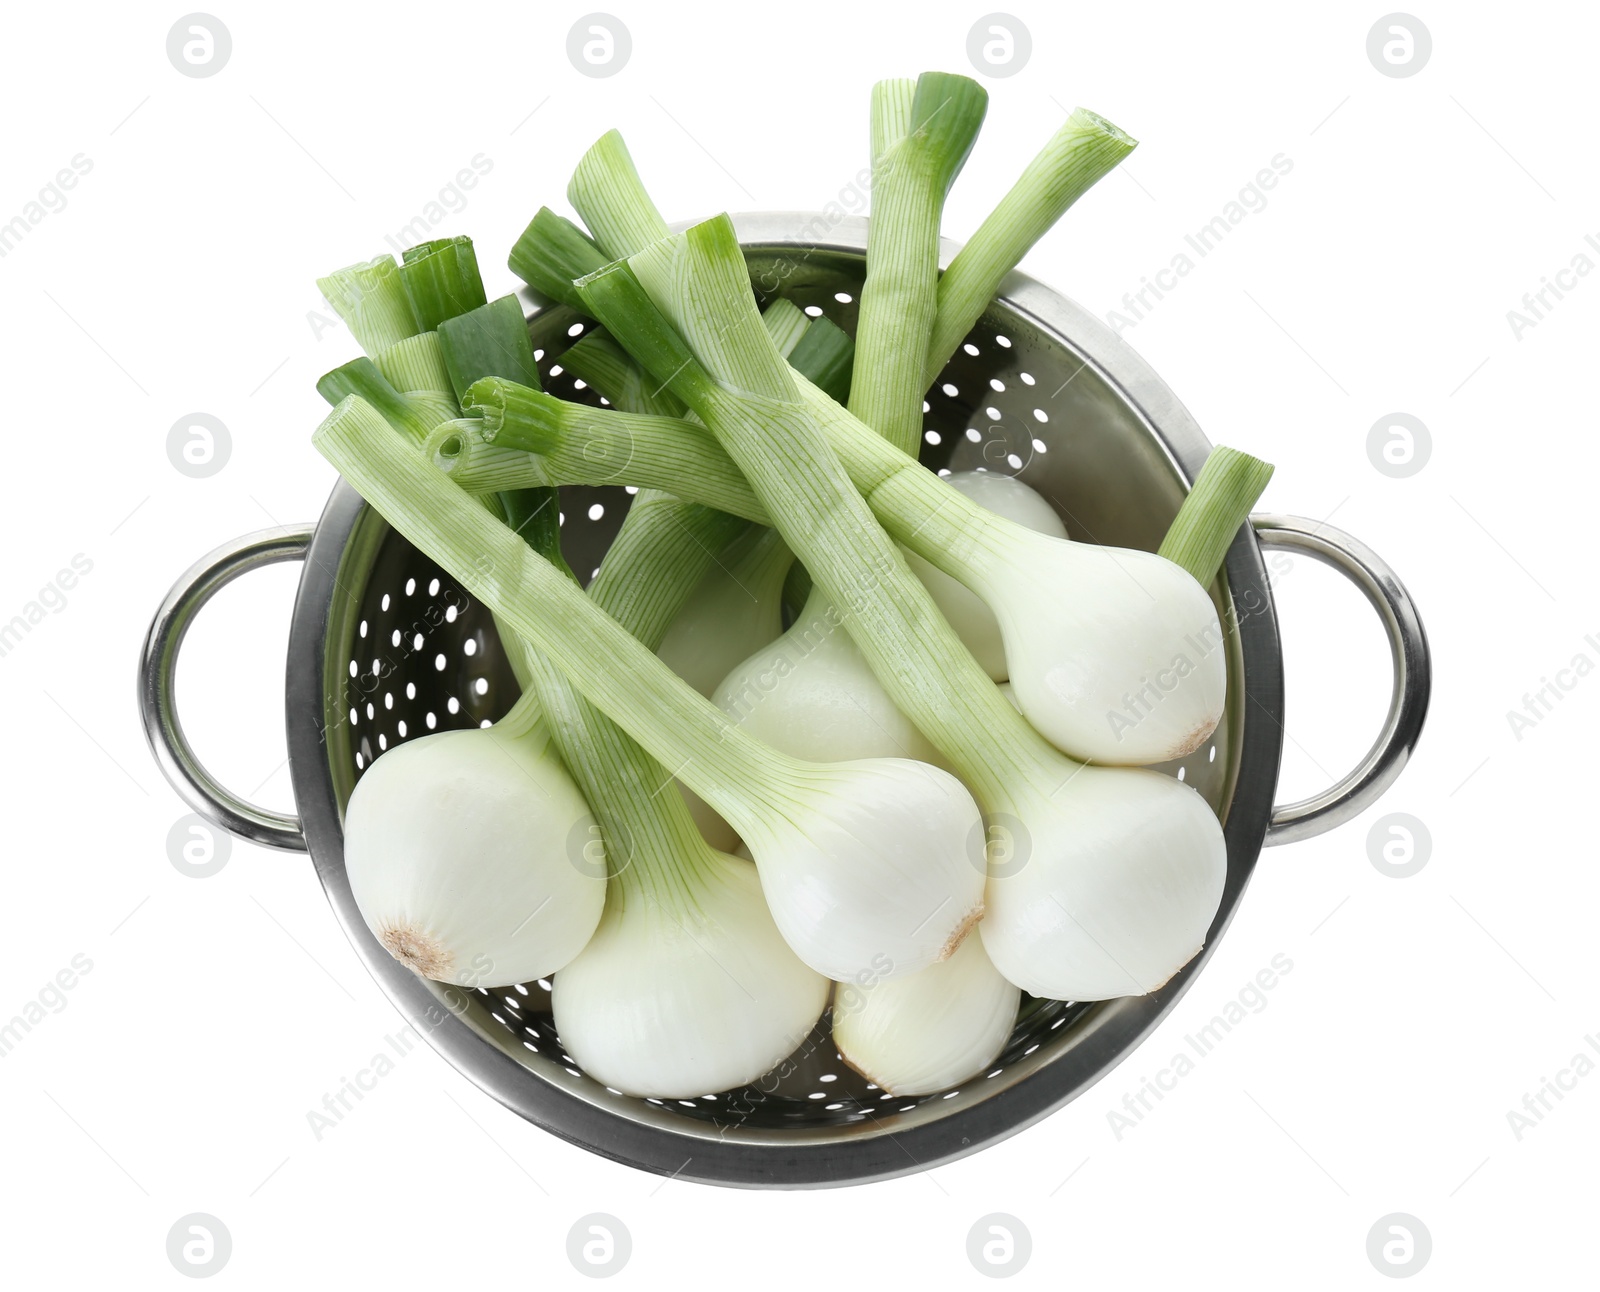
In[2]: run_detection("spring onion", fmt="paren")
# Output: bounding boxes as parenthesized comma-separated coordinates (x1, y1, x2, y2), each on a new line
(471, 377, 1269, 765)
(562, 131, 802, 710)
(398, 236, 489, 333)
(487, 484, 827, 1098)
(688, 69, 987, 775)
(564, 132, 803, 730)
(851, 72, 987, 456)
(314, 396, 987, 984)
(509, 208, 607, 310)
(339, 286, 597, 990)
(570, 215, 1226, 1000)
(568, 129, 671, 267)
(552, 839, 829, 1097)
(646, 303, 822, 699)
(317, 358, 436, 443)
(900, 470, 1067, 681)
(301, 73, 1291, 1107)
(562, 328, 688, 417)
(374, 331, 454, 405)
(559, 139, 843, 716)
(320, 238, 556, 694)
(552, 233, 846, 839)
(582, 491, 751, 854)
(831, 931, 1019, 1095)
(713, 584, 948, 768)
(340, 687, 604, 988)
(657, 524, 794, 698)
(923, 108, 1137, 385)
(709, 472, 1062, 756)
(317, 255, 419, 355)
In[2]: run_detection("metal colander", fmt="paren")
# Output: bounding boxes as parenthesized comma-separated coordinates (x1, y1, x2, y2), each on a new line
(141, 213, 1430, 1187)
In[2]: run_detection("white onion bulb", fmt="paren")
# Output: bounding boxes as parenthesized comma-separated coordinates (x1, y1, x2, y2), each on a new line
(987, 536, 1227, 764)
(552, 853, 828, 1098)
(980, 767, 1226, 1000)
(712, 589, 946, 768)
(656, 527, 790, 698)
(343, 721, 604, 988)
(902, 471, 1067, 681)
(738, 758, 986, 982)
(832, 933, 1020, 1095)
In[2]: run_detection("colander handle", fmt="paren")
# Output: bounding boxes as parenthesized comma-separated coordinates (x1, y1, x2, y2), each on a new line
(139, 526, 313, 852)
(1252, 515, 1430, 847)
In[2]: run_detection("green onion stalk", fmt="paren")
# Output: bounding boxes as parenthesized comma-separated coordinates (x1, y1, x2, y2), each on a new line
(499, 477, 831, 1100)
(851, 71, 987, 458)
(923, 108, 1137, 386)
(318, 237, 548, 687)
(547, 133, 842, 709)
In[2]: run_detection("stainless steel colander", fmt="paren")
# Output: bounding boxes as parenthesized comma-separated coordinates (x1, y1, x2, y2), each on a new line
(139, 214, 1430, 1188)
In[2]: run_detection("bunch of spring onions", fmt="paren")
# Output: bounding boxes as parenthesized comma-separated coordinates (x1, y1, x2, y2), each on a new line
(310, 71, 1274, 1101)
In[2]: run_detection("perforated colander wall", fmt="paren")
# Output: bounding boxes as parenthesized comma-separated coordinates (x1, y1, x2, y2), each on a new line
(329, 246, 1237, 1135)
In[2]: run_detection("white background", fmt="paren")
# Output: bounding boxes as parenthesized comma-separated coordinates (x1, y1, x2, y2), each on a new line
(0, 0, 1592, 1284)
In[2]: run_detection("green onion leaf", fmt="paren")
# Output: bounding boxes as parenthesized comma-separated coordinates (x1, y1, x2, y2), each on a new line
(850, 71, 987, 454)
(509, 208, 609, 310)
(1158, 447, 1275, 586)
(786, 315, 855, 404)
(316, 357, 434, 442)
(317, 256, 419, 356)
(561, 329, 688, 417)
(568, 129, 671, 259)
(438, 295, 543, 404)
(397, 235, 488, 332)
(925, 108, 1136, 384)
